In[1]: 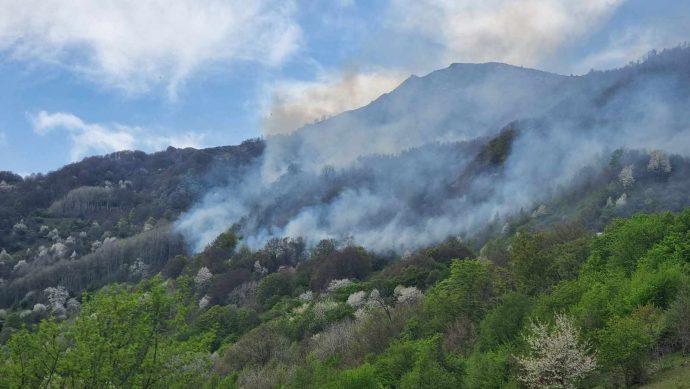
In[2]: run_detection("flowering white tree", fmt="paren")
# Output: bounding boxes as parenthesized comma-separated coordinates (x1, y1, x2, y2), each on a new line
(326, 278, 352, 292)
(12, 220, 28, 233)
(394, 285, 423, 304)
(44, 285, 69, 318)
(298, 290, 314, 302)
(517, 313, 597, 389)
(48, 228, 61, 242)
(194, 266, 213, 289)
(312, 300, 340, 322)
(346, 290, 367, 308)
(0, 248, 12, 262)
(33, 303, 47, 313)
(129, 257, 149, 277)
(198, 295, 211, 309)
(615, 193, 628, 207)
(618, 165, 635, 188)
(648, 149, 672, 173)
(51, 242, 69, 258)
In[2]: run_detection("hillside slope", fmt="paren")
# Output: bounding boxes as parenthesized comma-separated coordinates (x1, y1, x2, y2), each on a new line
(180, 45, 690, 252)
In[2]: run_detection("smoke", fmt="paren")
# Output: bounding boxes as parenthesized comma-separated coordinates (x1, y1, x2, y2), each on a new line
(177, 46, 690, 253)
(262, 69, 407, 136)
(259, 0, 625, 140)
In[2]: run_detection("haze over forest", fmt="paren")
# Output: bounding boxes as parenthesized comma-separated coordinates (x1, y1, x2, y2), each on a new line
(1, 1, 690, 388)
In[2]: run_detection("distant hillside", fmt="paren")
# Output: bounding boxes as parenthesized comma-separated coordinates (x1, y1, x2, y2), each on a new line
(0, 139, 263, 306)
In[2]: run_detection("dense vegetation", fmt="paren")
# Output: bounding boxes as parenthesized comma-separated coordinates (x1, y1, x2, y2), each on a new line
(0, 140, 263, 307)
(2, 45, 690, 389)
(1, 137, 690, 388)
(2, 206, 688, 388)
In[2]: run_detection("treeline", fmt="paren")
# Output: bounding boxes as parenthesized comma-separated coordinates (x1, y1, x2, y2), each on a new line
(2, 209, 688, 387)
(0, 139, 264, 311)
(0, 227, 184, 307)
(0, 138, 263, 252)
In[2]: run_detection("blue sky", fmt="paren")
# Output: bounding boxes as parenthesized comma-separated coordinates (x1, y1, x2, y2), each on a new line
(0, 0, 688, 174)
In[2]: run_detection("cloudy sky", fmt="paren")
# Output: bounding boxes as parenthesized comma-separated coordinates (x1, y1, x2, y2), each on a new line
(0, 0, 687, 174)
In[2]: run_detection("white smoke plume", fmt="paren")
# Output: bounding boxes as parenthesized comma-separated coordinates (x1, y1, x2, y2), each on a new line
(177, 46, 690, 253)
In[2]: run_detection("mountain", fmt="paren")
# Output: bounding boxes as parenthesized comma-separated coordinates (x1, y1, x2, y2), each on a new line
(3, 46, 690, 308)
(180, 45, 690, 252)
(2, 46, 690, 388)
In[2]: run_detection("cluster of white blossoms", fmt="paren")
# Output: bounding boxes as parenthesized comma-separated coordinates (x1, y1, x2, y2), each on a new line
(51, 242, 69, 258)
(517, 313, 596, 389)
(47, 228, 61, 242)
(618, 165, 635, 188)
(312, 300, 340, 322)
(194, 266, 213, 289)
(0, 248, 12, 262)
(326, 278, 352, 292)
(615, 193, 627, 207)
(12, 220, 28, 233)
(198, 295, 211, 309)
(44, 285, 72, 318)
(45, 286, 68, 310)
(394, 285, 423, 304)
(346, 290, 367, 308)
(345, 289, 385, 319)
(298, 290, 314, 302)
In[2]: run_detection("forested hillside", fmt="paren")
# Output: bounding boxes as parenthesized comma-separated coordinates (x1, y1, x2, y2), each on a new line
(2, 207, 689, 388)
(2, 47, 690, 389)
(0, 140, 263, 307)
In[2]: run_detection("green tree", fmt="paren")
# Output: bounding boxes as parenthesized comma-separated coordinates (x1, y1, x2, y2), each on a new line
(1, 277, 210, 388)
(3, 319, 64, 388)
(424, 260, 495, 332)
(596, 315, 652, 386)
(328, 363, 380, 389)
(477, 293, 533, 351)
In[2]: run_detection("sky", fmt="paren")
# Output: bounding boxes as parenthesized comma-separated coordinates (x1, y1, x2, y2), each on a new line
(0, 0, 688, 174)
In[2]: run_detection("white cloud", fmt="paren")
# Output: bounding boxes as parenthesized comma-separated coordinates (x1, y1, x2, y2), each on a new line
(30, 111, 205, 161)
(261, 0, 624, 135)
(262, 69, 407, 135)
(0, 0, 301, 97)
(388, 0, 624, 67)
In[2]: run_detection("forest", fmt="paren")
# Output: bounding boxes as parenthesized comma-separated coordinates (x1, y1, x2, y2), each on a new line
(2, 48, 690, 389)
(2, 206, 689, 388)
